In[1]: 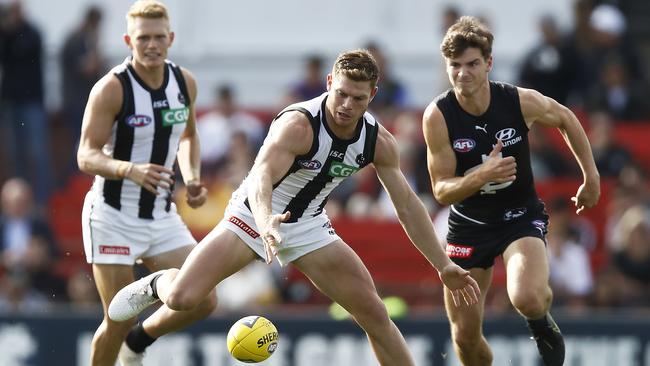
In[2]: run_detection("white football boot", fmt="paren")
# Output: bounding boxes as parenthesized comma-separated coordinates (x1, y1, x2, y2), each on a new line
(109, 270, 165, 322)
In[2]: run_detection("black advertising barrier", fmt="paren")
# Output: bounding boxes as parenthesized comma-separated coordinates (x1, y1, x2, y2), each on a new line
(0, 311, 648, 365)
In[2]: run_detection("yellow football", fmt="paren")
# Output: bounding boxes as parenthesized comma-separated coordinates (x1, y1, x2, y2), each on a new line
(226, 315, 279, 363)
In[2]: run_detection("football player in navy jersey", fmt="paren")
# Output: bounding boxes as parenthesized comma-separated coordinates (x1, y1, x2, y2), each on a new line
(423, 16, 600, 366)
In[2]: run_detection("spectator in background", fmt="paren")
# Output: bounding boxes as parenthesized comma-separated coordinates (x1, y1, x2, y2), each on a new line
(0, 270, 50, 312)
(66, 268, 100, 312)
(528, 126, 578, 180)
(197, 85, 265, 175)
(518, 15, 578, 105)
(440, 5, 460, 32)
(573, 4, 642, 107)
(584, 55, 648, 121)
(608, 205, 650, 305)
(284, 54, 327, 104)
(60, 5, 106, 178)
(0, 0, 51, 207)
(546, 198, 595, 309)
(365, 41, 408, 122)
(588, 111, 634, 178)
(0, 178, 66, 301)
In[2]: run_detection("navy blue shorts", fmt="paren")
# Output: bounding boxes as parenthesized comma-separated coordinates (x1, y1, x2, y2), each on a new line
(445, 210, 549, 269)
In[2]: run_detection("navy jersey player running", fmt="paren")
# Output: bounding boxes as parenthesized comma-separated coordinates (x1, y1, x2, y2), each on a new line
(423, 17, 600, 366)
(76, 2, 216, 365)
(109, 49, 480, 366)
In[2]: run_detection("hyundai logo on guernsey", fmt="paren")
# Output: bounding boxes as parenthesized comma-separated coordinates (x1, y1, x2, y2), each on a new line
(125, 114, 153, 127)
(453, 138, 476, 152)
(495, 128, 523, 147)
(298, 159, 322, 170)
(446, 243, 474, 258)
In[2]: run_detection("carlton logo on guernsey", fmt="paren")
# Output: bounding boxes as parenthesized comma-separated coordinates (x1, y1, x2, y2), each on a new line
(236, 92, 380, 223)
(90, 57, 191, 220)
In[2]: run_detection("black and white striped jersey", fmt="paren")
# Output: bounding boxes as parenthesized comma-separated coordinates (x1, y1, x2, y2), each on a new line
(90, 58, 190, 219)
(233, 93, 379, 223)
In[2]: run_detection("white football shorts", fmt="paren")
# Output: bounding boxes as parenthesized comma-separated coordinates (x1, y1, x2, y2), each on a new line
(82, 191, 196, 265)
(216, 199, 340, 266)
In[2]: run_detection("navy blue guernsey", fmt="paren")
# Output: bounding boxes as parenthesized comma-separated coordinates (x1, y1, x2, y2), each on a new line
(435, 81, 542, 225)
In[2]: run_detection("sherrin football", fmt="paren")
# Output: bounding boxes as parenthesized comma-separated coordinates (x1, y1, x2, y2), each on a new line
(226, 315, 279, 363)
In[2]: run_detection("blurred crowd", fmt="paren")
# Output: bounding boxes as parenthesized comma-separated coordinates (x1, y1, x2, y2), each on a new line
(0, 0, 649, 315)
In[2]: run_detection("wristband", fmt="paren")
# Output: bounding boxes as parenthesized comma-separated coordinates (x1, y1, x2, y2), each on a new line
(115, 161, 133, 179)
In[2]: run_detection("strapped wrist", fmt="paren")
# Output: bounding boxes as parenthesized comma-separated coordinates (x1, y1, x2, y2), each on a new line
(115, 161, 133, 179)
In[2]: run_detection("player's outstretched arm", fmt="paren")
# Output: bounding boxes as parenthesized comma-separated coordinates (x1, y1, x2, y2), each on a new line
(373, 126, 480, 305)
(519, 87, 601, 214)
(247, 112, 311, 263)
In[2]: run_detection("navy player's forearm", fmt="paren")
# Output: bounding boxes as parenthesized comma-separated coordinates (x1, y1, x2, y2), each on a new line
(554, 106, 599, 180)
(432, 173, 487, 205)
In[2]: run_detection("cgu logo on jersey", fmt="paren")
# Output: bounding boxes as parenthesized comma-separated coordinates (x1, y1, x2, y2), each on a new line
(329, 162, 359, 177)
(125, 114, 153, 127)
(453, 138, 476, 152)
(162, 107, 189, 126)
(298, 159, 322, 170)
(495, 128, 522, 147)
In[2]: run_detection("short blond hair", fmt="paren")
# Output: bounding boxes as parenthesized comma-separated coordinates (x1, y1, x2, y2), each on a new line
(126, 0, 170, 33)
(332, 49, 380, 88)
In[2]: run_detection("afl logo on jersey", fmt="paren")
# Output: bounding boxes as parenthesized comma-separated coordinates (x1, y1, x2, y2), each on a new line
(298, 159, 322, 170)
(125, 114, 153, 127)
(453, 139, 476, 152)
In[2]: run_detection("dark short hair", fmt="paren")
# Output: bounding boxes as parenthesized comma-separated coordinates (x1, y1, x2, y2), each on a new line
(440, 16, 493, 59)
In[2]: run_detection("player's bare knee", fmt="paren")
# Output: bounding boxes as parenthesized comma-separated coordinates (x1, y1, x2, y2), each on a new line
(351, 296, 391, 329)
(166, 288, 202, 311)
(511, 288, 551, 318)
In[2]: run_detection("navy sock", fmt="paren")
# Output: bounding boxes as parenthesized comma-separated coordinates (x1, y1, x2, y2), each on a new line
(125, 323, 157, 353)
